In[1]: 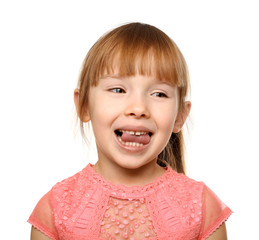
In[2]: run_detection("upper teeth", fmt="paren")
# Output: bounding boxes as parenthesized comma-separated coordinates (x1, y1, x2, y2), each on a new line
(121, 130, 148, 136)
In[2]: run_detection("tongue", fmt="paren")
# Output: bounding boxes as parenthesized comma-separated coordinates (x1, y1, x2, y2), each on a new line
(121, 132, 151, 144)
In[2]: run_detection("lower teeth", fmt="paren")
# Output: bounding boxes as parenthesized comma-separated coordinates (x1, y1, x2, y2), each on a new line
(118, 136, 144, 147)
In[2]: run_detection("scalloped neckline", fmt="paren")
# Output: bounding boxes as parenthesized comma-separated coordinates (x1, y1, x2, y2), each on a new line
(85, 163, 174, 198)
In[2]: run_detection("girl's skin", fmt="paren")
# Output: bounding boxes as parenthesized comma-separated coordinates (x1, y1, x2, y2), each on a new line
(75, 73, 191, 186)
(30, 71, 228, 239)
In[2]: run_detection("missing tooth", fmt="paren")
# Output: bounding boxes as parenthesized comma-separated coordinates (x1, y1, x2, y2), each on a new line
(115, 130, 123, 137)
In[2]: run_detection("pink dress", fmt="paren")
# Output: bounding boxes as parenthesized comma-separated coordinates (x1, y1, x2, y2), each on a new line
(28, 164, 232, 240)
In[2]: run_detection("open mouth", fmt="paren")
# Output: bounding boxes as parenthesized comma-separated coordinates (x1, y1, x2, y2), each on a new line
(114, 130, 152, 147)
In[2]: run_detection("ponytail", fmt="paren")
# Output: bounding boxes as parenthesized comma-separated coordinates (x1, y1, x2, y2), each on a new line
(157, 131, 185, 174)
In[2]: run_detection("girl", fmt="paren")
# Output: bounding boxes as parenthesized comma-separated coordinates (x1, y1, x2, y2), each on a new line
(28, 22, 232, 240)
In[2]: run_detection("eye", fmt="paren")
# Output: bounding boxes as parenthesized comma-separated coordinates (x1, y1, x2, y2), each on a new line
(109, 88, 126, 93)
(151, 92, 168, 98)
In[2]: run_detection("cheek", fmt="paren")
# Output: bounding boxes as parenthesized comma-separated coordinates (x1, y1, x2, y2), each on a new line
(153, 104, 178, 131)
(162, 115, 177, 133)
(89, 99, 121, 128)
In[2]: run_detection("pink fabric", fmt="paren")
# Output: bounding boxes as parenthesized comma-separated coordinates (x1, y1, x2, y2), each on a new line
(28, 164, 232, 240)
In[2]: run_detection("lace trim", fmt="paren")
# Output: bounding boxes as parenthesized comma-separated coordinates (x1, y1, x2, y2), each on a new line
(199, 207, 233, 240)
(84, 164, 175, 199)
(28, 216, 58, 240)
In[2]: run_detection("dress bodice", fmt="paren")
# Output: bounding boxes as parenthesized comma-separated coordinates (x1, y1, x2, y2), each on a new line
(28, 164, 232, 240)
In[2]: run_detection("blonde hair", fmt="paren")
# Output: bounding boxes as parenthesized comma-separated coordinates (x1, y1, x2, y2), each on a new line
(77, 22, 190, 174)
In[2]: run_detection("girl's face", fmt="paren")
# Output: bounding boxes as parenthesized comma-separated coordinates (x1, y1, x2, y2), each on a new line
(76, 73, 190, 180)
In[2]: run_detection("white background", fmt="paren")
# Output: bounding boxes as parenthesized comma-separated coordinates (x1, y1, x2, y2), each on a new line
(1, 0, 258, 239)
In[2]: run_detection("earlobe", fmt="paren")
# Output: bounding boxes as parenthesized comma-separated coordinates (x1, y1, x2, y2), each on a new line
(173, 101, 191, 133)
(74, 88, 91, 123)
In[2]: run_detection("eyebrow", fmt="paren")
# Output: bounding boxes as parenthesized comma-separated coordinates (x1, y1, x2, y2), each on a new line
(155, 80, 176, 88)
(99, 75, 121, 80)
(100, 75, 176, 87)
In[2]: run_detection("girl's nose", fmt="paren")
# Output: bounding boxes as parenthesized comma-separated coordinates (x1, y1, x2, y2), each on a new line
(124, 97, 150, 119)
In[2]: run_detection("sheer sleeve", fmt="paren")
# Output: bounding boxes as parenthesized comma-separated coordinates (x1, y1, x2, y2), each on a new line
(199, 185, 232, 239)
(28, 191, 59, 240)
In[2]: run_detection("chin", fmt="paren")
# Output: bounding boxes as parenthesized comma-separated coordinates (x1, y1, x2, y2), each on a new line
(114, 159, 153, 171)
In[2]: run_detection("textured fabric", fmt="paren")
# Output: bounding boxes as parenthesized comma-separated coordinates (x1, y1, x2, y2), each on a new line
(28, 164, 232, 240)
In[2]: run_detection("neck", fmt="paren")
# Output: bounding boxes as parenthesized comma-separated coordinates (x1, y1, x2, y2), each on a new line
(93, 160, 165, 187)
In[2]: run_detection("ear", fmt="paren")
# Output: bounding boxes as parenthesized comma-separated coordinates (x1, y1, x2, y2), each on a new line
(74, 88, 91, 122)
(173, 101, 191, 133)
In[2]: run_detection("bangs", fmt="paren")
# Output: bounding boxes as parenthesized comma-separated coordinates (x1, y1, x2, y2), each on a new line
(102, 45, 182, 87)
(85, 23, 188, 88)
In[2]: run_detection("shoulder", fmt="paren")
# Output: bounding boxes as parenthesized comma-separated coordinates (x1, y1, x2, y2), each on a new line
(165, 169, 232, 239)
(51, 168, 82, 194)
(28, 164, 94, 239)
(168, 168, 206, 194)
(199, 184, 232, 239)
(162, 168, 206, 215)
(42, 165, 95, 236)
(28, 191, 59, 239)
(50, 164, 92, 203)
